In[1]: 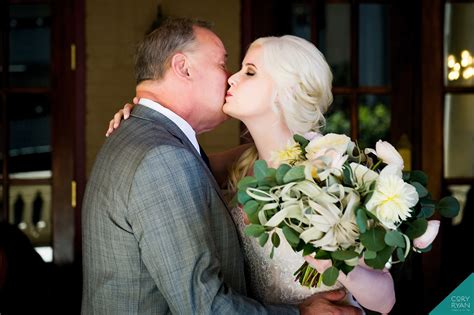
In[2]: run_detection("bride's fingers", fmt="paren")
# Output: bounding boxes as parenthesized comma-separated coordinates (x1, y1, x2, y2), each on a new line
(132, 97, 139, 104)
(106, 119, 115, 137)
(113, 109, 124, 128)
(123, 103, 134, 119)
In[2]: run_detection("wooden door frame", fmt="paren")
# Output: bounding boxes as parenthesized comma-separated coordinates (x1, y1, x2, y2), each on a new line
(51, 0, 85, 265)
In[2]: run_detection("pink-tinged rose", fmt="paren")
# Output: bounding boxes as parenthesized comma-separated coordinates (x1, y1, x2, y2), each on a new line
(303, 131, 322, 141)
(414, 220, 440, 249)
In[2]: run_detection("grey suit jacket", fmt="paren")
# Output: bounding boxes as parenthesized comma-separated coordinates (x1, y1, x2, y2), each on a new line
(81, 105, 298, 314)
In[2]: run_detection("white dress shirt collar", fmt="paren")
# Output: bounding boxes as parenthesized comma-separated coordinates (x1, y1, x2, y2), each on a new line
(138, 98, 201, 155)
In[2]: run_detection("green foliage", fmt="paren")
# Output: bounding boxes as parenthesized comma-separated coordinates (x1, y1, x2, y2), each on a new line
(396, 247, 406, 262)
(282, 166, 306, 183)
(322, 266, 340, 286)
(365, 246, 394, 269)
(331, 250, 359, 261)
(282, 226, 300, 247)
(259, 233, 269, 247)
(411, 182, 428, 198)
(276, 164, 292, 185)
(417, 197, 436, 218)
(237, 176, 257, 191)
(237, 190, 252, 205)
(244, 224, 266, 238)
(409, 170, 428, 186)
(438, 196, 460, 218)
(405, 219, 428, 239)
(293, 134, 309, 151)
(356, 208, 368, 233)
(303, 243, 316, 256)
(271, 232, 281, 248)
(384, 230, 406, 248)
(360, 227, 386, 251)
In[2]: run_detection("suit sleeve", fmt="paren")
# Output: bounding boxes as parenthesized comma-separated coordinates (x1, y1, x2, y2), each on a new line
(127, 145, 298, 314)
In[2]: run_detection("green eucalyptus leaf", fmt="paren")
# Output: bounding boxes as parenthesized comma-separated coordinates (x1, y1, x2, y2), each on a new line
(438, 196, 460, 218)
(283, 166, 306, 184)
(259, 233, 269, 247)
(303, 243, 316, 256)
(293, 134, 309, 150)
(340, 263, 355, 276)
(270, 246, 275, 259)
(360, 227, 386, 251)
(237, 176, 258, 191)
(331, 250, 359, 261)
(271, 232, 281, 248)
(396, 247, 405, 262)
(254, 160, 268, 181)
(405, 219, 428, 239)
(258, 168, 277, 186)
(418, 198, 436, 218)
(315, 250, 331, 260)
(322, 266, 340, 286)
(411, 182, 428, 198)
(243, 200, 259, 216)
(276, 164, 292, 185)
(356, 208, 368, 233)
(410, 170, 428, 186)
(384, 230, 406, 248)
(364, 250, 377, 260)
(282, 226, 300, 247)
(342, 164, 353, 187)
(244, 224, 266, 238)
(365, 246, 394, 269)
(237, 190, 252, 205)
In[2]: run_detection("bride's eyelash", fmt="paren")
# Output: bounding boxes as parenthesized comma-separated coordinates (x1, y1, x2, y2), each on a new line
(246, 72, 255, 76)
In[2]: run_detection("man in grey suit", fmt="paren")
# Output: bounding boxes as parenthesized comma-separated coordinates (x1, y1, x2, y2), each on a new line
(82, 18, 360, 314)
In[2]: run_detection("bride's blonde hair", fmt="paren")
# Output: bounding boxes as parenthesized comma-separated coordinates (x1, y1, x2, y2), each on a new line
(228, 35, 333, 192)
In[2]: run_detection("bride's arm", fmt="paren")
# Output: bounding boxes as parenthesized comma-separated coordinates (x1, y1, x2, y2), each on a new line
(305, 257, 395, 314)
(105, 100, 251, 186)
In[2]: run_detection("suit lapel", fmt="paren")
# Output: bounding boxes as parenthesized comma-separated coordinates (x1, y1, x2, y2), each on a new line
(130, 105, 230, 208)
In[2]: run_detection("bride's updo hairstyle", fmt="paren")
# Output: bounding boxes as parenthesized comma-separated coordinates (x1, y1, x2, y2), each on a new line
(228, 35, 333, 192)
(253, 35, 333, 134)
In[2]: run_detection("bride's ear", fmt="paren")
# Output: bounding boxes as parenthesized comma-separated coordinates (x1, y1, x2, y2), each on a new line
(170, 53, 190, 79)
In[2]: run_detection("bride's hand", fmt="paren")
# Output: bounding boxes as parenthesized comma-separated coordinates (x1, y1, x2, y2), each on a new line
(105, 97, 138, 137)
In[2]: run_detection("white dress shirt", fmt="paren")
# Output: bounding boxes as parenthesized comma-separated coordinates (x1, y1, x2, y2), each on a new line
(139, 98, 201, 155)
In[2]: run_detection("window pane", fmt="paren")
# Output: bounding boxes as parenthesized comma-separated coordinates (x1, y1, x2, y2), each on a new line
(319, 4, 351, 86)
(358, 95, 391, 148)
(8, 93, 51, 174)
(9, 185, 52, 250)
(291, 2, 311, 41)
(359, 4, 390, 86)
(323, 95, 351, 136)
(444, 3, 474, 87)
(444, 94, 474, 178)
(9, 4, 51, 87)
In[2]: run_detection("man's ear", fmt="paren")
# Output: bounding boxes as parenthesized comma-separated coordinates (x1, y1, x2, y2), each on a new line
(170, 53, 190, 79)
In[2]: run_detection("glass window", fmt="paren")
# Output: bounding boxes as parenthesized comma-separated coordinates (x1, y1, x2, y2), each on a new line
(291, 2, 311, 41)
(8, 93, 51, 174)
(319, 4, 351, 86)
(358, 94, 390, 148)
(444, 3, 474, 87)
(444, 94, 474, 178)
(8, 185, 52, 250)
(323, 95, 351, 136)
(358, 4, 390, 86)
(8, 4, 51, 87)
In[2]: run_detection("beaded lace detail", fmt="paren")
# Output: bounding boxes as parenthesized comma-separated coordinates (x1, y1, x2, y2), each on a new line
(230, 207, 344, 305)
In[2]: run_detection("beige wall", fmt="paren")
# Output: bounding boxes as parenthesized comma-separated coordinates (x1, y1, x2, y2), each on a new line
(85, 0, 241, 174)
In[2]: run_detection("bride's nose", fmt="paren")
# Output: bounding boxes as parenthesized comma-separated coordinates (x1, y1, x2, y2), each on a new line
(228, 74, 237, 86)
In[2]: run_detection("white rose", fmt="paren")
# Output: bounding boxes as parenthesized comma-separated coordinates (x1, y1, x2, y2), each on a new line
(366, 140, 404, 169)
(306, 133, 351, 160)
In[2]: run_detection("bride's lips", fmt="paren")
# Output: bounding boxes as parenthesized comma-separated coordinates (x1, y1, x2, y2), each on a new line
(225, 92, 233, 99)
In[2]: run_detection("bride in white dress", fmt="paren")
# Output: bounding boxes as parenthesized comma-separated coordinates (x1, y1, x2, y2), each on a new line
(223, 35, 395, 314)
(108, 34, 395, 314)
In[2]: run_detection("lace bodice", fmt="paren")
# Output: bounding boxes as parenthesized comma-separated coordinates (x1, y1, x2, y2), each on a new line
(230, 207, 344, 305)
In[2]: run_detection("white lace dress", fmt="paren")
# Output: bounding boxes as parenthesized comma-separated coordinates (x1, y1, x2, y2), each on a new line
(230, 207, 361, 308)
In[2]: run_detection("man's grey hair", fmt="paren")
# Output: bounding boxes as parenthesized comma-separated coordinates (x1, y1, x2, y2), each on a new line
(135, 17, 213, 84)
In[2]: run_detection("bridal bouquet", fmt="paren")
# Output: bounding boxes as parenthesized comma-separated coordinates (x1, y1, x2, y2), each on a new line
(237, 133, 459, 288)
